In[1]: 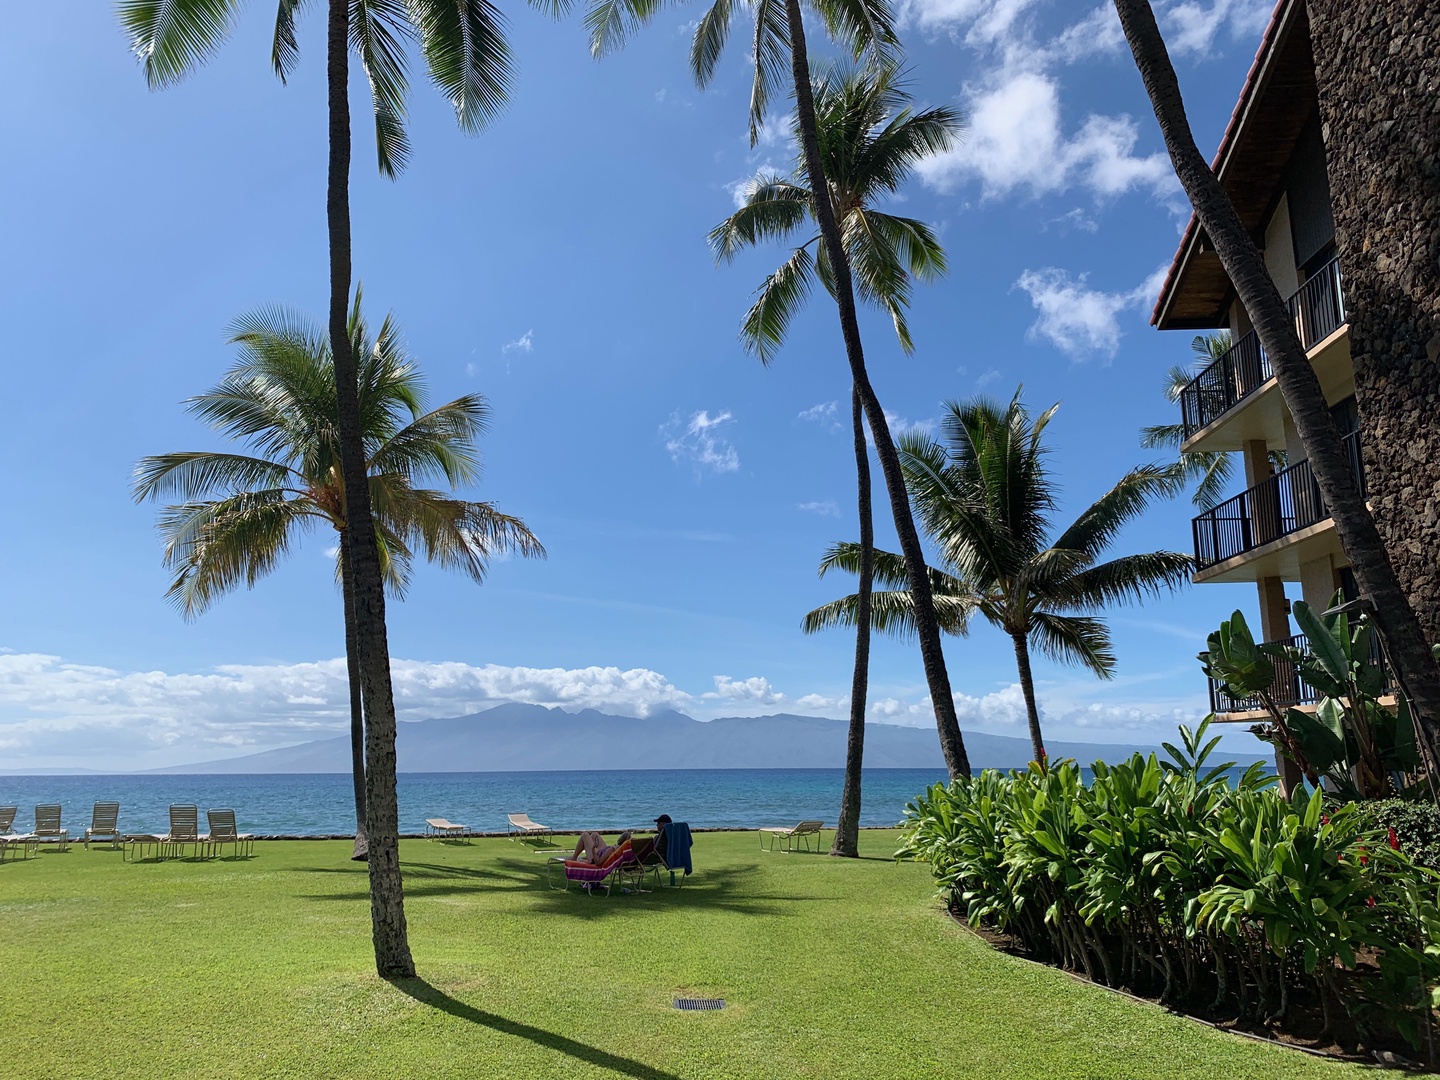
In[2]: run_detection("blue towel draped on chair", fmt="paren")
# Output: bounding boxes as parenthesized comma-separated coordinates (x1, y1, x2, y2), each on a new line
(661, 822, 693, 876)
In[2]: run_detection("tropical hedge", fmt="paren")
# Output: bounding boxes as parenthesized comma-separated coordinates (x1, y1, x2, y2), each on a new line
(897, 722, 1440, 1053)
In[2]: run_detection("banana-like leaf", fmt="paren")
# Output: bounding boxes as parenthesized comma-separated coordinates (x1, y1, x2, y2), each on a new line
(1286, 706, 1346, 774)
(1293, 600, 1349, 686)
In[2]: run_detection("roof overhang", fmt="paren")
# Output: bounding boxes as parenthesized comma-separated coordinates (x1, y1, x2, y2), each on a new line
(1151, 0, 1317, 331)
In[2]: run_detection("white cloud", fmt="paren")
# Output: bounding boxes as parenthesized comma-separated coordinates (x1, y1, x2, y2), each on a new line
(502, 329, 533, 354)
(661, 409, 741, 474)
(798, 400, 838, 422)
(975, 368, 1003, 389)
(1163, 0, 1273, 57)
(916, 71, 1175, 202)
(1014, 263, 1168, 358)
(797, 499, 839, 516)
(707, 675, 787, 705)
(0, 653, 696, 770)
(865, 409, 936, 449)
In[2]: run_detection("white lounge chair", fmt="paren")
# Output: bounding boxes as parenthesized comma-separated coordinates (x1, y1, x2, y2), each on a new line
(33, 804, 69, 852)
(204, 809, 255, 859)
(0, 806, 37, 862)
(163, 804, 206, 859)
(760, 820, 826, 853)
(84, 802, 122, 850)
(425, 818, 469, 840)
(506, 813, 555, 847)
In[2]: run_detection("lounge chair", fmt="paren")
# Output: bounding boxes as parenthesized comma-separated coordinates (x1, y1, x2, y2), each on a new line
(627, 822, 693, 889)
(506, 813, 552, 843)
(204, 809, 255, 859)
(84, 802, 122, 850)
(424, 818, 469, 840)
(33, 804, 69, 852)
(559, 839, 639, 896)
(0, 807, 37, 862)
(163, 805, 206, 859)
(760, 819, 825, 853)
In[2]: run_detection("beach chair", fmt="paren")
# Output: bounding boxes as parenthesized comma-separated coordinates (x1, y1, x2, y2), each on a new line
(760, 820, 825, 853)
(204, 810, 255, 859)
(424, 818, 469, 840)
(163, 805, 206, 859)
(626, 822, 693, 889)
(506, 813, 552, 844)
(83, 803, 122, 850)
(559, 840, 639, 896)
(0, 807, 37, 862)
(34, 804, 69, 852)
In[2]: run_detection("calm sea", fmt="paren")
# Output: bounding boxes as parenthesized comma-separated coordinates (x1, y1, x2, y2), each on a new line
(0, 769, 954, 837)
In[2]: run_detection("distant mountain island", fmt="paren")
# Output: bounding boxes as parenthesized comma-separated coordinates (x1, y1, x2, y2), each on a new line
(147, 702, 1264, 774)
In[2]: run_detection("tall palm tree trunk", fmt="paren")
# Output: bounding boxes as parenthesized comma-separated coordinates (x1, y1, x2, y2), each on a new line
(781, 0, 971, 778)
(1112, 0, 1440, 751)
(340, 535, 369, 862)
(1307, 1, 1440, 644)
(327, 0, 414, 978)
(833, 388, 872, 856)
(1009, 632, 1045, 764)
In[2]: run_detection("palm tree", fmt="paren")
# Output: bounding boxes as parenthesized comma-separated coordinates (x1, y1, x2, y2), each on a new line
(1141, 332, 1286, 510)
(120, 0, 514, 976)
(1111, 0, 1440, 756)
(582, 0, 975, 779)
(133, 297, 543, 851)
(805, 390, 1194, 762)
(710, 65, 961, 855)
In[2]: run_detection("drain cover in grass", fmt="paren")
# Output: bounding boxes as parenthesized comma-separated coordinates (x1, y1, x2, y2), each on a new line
(673, 998, 725, 1011)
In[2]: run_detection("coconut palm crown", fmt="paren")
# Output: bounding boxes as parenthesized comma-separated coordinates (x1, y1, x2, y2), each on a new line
(805, 388, 1195, 761)
(133, 294, 544, 614)
(709, 64, 961, 360)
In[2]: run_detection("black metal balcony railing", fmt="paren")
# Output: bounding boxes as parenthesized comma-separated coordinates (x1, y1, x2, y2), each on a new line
(1209, 631, 1392, 714)
(1179, 257, 1346, 437)
(1192, 429, 1365, 568)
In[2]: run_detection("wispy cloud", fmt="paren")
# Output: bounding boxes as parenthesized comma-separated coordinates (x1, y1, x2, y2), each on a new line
(661, 409, 741, 474)
(502, 329, 534, 354)
(797, 499, 840, 516)
(1014, 264, 1168, 359)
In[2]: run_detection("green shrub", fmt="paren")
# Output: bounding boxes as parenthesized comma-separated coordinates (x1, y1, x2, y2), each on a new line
(897, 719, 1437, 1049)
(1364, 798, 1440, 871)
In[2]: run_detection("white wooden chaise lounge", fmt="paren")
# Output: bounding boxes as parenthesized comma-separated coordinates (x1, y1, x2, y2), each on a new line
(425, 818, 469, 840)
(506, 813, 552, 843)
(760, 820, 826, 853)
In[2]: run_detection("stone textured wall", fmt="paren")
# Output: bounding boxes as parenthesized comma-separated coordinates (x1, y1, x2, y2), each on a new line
(1308, 0, 1440, 641)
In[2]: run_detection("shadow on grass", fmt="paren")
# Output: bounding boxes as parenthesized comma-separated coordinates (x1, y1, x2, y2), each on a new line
(391, 978, 684, 1080)
(296, 859, 533, 901)
(499, 858, 827, 920)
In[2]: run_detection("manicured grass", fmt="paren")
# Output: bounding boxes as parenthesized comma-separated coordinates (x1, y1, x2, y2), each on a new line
(0, 832, 1365, 1079)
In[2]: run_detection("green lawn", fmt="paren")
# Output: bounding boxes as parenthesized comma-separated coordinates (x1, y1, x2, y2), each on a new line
(0, 832, 1365, 1079)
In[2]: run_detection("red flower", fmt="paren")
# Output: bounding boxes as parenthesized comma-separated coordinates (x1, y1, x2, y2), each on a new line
(1367, 897, 1377, 908)
(1388, 827, 1401, 851)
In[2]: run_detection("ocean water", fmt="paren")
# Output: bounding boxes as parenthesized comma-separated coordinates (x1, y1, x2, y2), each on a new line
(0, 769, 953, 837)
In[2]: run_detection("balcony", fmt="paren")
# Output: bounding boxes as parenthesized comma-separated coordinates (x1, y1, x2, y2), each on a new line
(1209, 631, 1392, 717)
(1179, 257, 1346, 439)
(1192, 429, 1364, 571)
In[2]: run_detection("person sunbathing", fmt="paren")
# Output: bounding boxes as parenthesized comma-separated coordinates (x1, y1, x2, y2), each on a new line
(569, 829, 632, 864)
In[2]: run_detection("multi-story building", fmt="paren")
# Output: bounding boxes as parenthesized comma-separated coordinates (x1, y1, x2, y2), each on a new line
(1150, 0, 1378, 731)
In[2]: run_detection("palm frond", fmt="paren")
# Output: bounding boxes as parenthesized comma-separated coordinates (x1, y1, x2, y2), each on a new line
(407, 0, 513, 131)
(119, 0, 242, 88)
(272, 0, 307, 82)
(749, 0, 791, 147)
(1028, 611, 1115, 677)
(353, 0, 414, 177)
(133, 452, 300, 503)
(802, 589, 974, 638)
(689, 0, 732, 88)
(708, 179, 811, 262)
(583, 0, 667, 56)
(1052, 462, 1184, 558)
(368, 396, 489, 485)
(1047, 551, 1195, 612)
(739, 243, 816, 363)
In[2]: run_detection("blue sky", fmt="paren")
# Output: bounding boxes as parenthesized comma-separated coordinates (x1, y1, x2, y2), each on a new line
(0, 0, 1279, 770)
